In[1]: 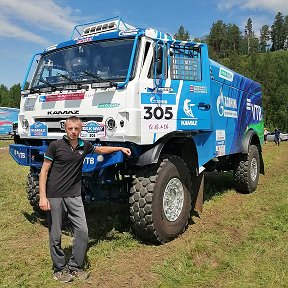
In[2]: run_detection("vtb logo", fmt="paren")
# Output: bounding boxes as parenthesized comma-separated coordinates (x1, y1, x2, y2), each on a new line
(247, 99, 262, 121)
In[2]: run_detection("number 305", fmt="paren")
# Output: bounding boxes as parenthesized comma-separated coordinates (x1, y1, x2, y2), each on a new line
(143, 106, 173, 120)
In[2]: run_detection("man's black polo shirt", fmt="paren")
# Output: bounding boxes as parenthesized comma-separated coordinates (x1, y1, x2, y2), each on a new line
(44, 136, 94, 198)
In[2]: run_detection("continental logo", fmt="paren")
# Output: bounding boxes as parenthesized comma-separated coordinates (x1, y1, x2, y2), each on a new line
(47, 110, 79, 115)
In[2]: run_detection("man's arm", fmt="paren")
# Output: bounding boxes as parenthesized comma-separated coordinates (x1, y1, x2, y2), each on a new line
(94, 146, 131, 156)
(39, 159, 52, 211)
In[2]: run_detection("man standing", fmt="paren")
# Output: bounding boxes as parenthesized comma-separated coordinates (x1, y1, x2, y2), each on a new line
(39, 116, 131, 283)
(274, 128, 280, 146)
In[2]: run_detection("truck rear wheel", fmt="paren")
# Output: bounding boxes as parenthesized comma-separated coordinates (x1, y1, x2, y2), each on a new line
(129, 155, 192, 244)
(27, 169, 41, 213)
(233, 145, 260, 193)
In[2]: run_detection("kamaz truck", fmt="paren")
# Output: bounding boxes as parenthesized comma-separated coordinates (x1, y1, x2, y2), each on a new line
(10, 17, 264, 244)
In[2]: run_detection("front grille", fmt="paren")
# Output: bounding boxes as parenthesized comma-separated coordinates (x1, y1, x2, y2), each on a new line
(35, 117, 103, 123)
(34, 116, 104, 133)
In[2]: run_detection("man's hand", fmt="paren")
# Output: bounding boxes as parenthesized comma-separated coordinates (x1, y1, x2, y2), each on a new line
(121, 147, 131, 156)
(39, 197, 50, 211)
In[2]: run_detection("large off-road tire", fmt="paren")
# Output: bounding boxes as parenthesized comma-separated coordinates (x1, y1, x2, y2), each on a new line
(233, 145, 260, 193)
(27, 169, 41, 212)
(129, 155, 192, 244)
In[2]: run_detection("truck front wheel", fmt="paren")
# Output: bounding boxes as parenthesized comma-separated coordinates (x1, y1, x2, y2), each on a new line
(129, 155, 192, 244)
(27, 169, 41, 213)
(233, 145, 260, 193)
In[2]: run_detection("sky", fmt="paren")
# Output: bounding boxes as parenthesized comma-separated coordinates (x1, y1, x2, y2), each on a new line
(0, 0, 287, 89)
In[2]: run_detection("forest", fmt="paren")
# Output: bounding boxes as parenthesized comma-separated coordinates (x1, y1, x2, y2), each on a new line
(0, 12, 287, 131)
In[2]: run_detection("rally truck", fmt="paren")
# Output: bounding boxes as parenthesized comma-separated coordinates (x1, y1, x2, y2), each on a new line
(10, 17, 264, 244)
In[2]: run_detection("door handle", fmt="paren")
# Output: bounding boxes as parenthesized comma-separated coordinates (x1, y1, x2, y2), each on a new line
(198, 102, 211, 111)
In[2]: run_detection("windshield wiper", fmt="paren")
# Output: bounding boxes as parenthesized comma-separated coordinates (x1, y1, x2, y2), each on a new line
(39, 78, 57, 90)
(83, 71, 117, 87)
(57, 73, 82, 88)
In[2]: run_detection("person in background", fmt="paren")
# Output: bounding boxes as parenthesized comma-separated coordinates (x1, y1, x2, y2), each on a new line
(264, 128, 268, 144)
(274, 128, 280, 146)
(39, 116, 131, 283)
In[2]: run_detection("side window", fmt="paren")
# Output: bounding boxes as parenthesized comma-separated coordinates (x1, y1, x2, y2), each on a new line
(148, 44, 167, 79)
(170, 45, 202, 81)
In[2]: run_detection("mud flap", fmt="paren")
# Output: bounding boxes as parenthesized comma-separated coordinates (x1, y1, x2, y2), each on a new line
(191, 172, 204, 214)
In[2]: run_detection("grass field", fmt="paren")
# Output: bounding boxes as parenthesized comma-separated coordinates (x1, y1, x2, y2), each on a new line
(0, 141, 287, 287)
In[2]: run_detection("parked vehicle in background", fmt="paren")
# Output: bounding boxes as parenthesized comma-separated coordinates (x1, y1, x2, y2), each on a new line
(0, 107, 19, 137)
(266, 132, 288, 142)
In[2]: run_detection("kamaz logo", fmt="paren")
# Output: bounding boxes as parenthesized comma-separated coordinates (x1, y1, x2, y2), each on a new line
(47, 110, 79, 115)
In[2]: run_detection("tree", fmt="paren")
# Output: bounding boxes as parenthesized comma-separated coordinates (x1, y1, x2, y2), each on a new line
(244, 18, 259, 54)
(9, 84, 21, 108)
(259, 25, 270, 52)
(271, 12, 286, 51)
(208, 20, 227, 57)
(174, 26, 190, 41)
(226, 24, 242, 54)
(0, 84, 10, 107)
(284, 15, 288, 49)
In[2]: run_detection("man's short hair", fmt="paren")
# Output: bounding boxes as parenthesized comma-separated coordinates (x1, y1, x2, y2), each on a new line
(65, 116, 82, 126)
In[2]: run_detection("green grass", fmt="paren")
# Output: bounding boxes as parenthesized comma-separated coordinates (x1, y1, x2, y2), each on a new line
(0, 141, 287, 287)
(0, 138, 13, 148)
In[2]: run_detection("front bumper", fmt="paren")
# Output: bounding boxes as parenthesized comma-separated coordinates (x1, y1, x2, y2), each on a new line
(9, 144, 125, 172)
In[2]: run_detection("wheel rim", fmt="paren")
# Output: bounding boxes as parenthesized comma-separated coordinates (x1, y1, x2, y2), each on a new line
(163, 178, 184, 222)
(250, 157, 258, 182)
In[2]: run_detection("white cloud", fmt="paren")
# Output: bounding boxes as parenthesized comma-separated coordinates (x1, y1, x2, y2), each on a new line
(0, 0, 79, 44)
(0, 18, 50, 45)
(217, 0, 288, 14)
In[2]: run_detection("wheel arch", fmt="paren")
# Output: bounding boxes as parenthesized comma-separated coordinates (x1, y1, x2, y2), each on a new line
(136, 132, 199, 174)
(241, 129, 264, 175)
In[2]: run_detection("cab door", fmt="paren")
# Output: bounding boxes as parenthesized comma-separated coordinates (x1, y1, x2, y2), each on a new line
(138, 40, 178, 144)
(169, 42, 212, 131)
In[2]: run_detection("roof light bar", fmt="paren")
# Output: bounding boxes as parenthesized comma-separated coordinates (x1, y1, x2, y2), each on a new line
(82, 21, 117, 36)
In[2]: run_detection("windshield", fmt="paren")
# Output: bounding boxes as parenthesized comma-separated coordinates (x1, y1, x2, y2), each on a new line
(31, 38, 135, 89)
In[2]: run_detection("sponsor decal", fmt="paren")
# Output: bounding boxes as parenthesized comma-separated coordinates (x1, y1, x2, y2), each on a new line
(97, 103, 120, 108)
(190, 85, 208, 93)
(216, 145, 225, 157)
(180, 99, 198, 126)
(14, 149, 25, 159)
(183, 99, 196, 118)
(148, 123, 169, 132)
(246, 99, 262, 121)
(216, 130, 226, 156)
(219, 67, 234, 82)
(30, 122, 47, 137)
(76, 37, 93, 44)
(45, 44, 58, 52)
(24, 98, 35, 111)
(47, 110, 79, 115)
(83, 157, 95, 165)
(46, 92, 85, 102)
(119, 29, 139, 36)
(157, 87, 173, 92)
(39, 96, 46, 102)
(141, 93, 176, 105)
(217, 88, 237, 118)
(80, 121, 105, 138)
(180, 120, 198, 126)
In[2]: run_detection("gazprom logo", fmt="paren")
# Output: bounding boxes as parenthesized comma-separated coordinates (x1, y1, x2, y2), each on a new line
(219, 67, 234, 82)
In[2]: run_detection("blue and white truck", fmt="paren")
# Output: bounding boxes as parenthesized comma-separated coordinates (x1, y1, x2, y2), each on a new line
(10, 17, 264, 243)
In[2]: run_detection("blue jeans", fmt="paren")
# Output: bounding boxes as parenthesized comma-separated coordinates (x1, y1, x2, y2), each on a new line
(47, 196, 88, 272)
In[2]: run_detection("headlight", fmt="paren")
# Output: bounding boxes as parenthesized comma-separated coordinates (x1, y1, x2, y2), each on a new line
(105, 117, 116, 131)
(21, 119, 29, 129)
